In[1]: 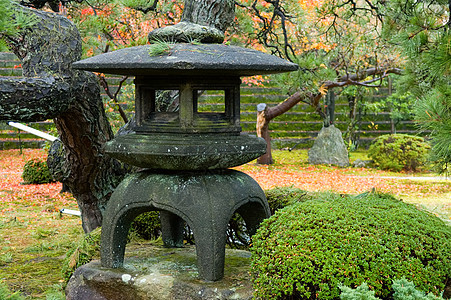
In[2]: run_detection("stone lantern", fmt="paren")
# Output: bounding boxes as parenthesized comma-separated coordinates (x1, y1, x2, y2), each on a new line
(73, 43, 297, 281)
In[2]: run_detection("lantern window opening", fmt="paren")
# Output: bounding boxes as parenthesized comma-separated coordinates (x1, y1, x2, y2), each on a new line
(195, 90, 225, 114)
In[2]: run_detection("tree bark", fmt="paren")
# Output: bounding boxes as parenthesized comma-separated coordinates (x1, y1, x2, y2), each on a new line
(256, 104, 272, 164)
(148, 0, 235, 43)
(0, 77, 71, 120)
(181, 0, 235, 32)
(0, 4, 127, 233)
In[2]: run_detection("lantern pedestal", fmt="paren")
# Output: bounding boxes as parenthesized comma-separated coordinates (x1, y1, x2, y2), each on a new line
(100, 169, 269, 281)
(65, 245, 254, 300)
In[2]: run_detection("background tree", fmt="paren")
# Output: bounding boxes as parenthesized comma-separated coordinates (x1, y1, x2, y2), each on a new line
(231, 0, 403, 164)
(315, 0, 450, 171)
(240, 0, 401, 164)
(387, 0, 450, 172)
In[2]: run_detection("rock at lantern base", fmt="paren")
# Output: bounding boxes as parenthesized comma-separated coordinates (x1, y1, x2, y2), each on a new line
(66, 244, 253, 300)
(308, 125, 350, 167)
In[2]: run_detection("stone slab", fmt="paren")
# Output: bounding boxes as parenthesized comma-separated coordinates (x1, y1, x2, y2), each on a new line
(105, 133, 266, 169)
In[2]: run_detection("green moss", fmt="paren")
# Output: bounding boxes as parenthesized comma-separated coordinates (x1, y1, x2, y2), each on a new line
(0, 280, 25, 300)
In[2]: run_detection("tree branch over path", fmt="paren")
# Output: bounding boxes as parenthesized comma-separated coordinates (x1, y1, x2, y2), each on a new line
(256, 66, 402, 164)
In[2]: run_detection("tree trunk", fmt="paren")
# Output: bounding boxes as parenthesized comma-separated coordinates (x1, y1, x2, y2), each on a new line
(324, 91, 335, 127)
(1, 0, 239, 231)
(148, 0, 235, 43)
(54, 71, 128, 232)
(256, 104, 272, 164)
(255, 91, 305, 164)
(253, 66, 401, 164)
(344, 94, 358, 148)
(0, 4, 127, 233)
(182, 0, 235, 32)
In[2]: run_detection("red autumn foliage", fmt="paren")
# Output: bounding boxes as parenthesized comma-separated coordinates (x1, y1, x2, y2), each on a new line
(0, 149, 76, 219)
(234, 164, 451, 198)
(1, 149, 449, 221)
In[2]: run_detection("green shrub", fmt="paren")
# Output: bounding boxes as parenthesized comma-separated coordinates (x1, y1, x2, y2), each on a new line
(0, 281, 24, 300)
(250, 192, 450, 299)
(391, 278, 444, 300)
(339, 282, 379, 300)
(265, 186, 310, 214)
(21, 158, 54, 184)
(130, 211, 161, 240)
(227, 187, 310, 249)
(340, 279, 444, 300)
(368, 134, 430, 172)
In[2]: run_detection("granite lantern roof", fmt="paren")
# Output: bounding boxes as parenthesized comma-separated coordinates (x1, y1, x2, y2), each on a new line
(72, 43, 298, 76)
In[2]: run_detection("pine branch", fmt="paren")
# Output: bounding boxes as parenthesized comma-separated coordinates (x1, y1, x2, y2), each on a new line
(98, 75, 129, 124)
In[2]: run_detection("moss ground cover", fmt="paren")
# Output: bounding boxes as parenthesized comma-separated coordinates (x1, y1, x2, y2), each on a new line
(0, 148, 449, 298)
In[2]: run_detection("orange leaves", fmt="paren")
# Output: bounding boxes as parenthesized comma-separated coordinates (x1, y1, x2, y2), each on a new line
(0, 149, 76, 223)
(242, 75, 270, 87)
(298, 0, 322, 9)
(261, 1, 271, 8)
(80, 7, 94, 16)
(1, 149, 448, 224)
(318, 84, 328, 95)
(235, 163, 451, 198)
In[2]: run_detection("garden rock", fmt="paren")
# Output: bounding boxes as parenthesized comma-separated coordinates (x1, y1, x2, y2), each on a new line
(308, 125, 349, 167)
(352, 159, 373, 168)
(66, 244, 253, 300)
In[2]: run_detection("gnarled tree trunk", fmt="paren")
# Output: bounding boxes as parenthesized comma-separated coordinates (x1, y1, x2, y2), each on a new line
(256, 103, 273, 164)
(255, 67, 402, 165)
(1, 0, 237, 232)
(0, 5, 127, 233)
(256, 91, 308, 164)
(182, 0, 235, 32)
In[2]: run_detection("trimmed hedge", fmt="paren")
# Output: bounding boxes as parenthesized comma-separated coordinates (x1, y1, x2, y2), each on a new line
(21, 158, 54, 184)
(250, 192, 450, 299)
(265, 186, 310, 214)
(130, 211, 161, 240)
(368, 134, 431, 172)
(340, 279, 445, 300)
